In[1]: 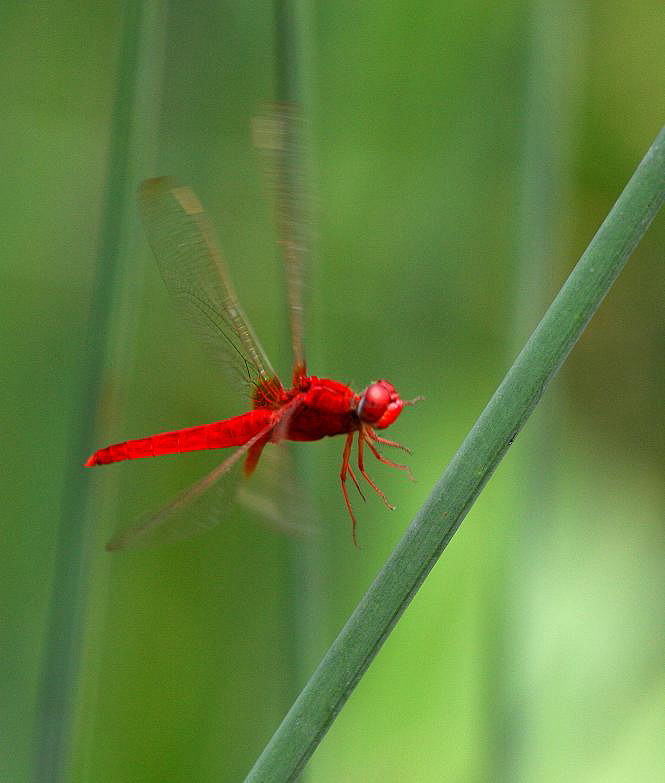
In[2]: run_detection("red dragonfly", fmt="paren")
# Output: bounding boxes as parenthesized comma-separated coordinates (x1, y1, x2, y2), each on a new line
(86, 110, 418, 549)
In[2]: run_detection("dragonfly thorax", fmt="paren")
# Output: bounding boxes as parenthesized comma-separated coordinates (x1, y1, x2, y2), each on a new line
(357, 380, 404, 429)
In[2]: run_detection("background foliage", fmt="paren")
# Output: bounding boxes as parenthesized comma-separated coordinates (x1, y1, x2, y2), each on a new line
(2, 2, 663, 781)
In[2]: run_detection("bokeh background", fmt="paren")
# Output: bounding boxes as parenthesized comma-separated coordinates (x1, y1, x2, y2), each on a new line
(3, 2, 664, 781)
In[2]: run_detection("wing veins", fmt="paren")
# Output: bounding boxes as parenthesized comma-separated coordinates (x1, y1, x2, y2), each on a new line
(138, 178, 278, 393)
(176, 288, 260, 382)
(106, 422, 276, 550)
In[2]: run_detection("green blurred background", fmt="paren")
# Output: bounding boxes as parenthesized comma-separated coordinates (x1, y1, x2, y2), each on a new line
(2, 1, 664, 781)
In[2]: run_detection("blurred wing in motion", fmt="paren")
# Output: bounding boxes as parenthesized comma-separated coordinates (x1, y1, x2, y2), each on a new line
(253, 105, 309, 380)
(106, 425, 274, 550)
(138, 177, 279, 392)
(236, 443, 315, 538)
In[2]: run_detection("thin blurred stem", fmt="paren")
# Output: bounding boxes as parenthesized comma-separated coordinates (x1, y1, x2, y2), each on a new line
(275, 0, 306, 105)
(273, 0, 324, 739)
(32, 3, 165, 781)
(244, 127, 665, 782)
(488, 3, 586, 779)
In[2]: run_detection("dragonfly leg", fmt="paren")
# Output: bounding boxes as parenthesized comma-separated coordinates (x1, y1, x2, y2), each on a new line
(365, 430, 415, 482)
(347, 463, 366, 502)
(244, 434, 270, 476)
(340, 431, 360, 548)
(357, 431, 395, 511)
(366, 427, 412, 455)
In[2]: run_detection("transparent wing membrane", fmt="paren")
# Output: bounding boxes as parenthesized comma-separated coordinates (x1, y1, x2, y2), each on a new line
(253, 105, 309, 378)
(106, 425, 274, 550)
(236, 444, 314, 538)
(138, 177, 278, 390)
(107, 114, 314, 551)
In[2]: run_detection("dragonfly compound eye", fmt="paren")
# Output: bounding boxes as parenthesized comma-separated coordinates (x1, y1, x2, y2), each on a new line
(358, 380, 398, 424)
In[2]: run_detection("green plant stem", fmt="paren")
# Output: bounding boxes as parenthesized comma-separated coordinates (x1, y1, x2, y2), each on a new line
(273, 0, 317, 744)
(489, 4, 585, 779)
(244, 125, 665, 782)
(273, 6, 330, 779)
(32, 3, 164, 780)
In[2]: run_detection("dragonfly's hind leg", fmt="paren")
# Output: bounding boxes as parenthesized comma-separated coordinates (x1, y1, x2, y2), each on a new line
(340, 432, 360, 548)
(244, 433, 270, 476)
(347, 463, 366, 502)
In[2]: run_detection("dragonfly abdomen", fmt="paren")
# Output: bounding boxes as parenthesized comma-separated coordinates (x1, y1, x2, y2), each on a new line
(85, 409, 275, 466)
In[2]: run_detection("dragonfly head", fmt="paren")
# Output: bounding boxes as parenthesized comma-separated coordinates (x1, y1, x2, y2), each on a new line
(357, 380, 404, 429)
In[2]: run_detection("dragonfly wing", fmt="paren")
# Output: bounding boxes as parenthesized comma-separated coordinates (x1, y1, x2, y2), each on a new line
(106, 424, 274, 550)
(253, 105, 309, 379)
(138, 177, 278, 390)
(236, 444, 315, 538)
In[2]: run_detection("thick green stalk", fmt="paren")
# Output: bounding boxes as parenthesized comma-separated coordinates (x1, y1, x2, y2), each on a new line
(32, 3, 165, 780)
(244, 126, 665, 782)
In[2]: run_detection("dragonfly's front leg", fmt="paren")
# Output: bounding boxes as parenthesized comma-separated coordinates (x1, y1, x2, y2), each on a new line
(367, 429, 413, 455)
(357, 430, 395, 511)
(365, 428, 415, 482)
